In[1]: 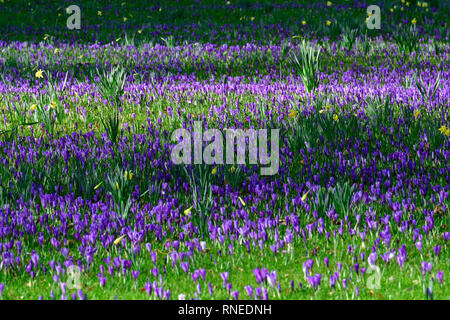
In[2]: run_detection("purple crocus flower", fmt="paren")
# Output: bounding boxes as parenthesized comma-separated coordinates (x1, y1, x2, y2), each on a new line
(131, 270, 140, 282)
(232, 290, 239, 300)
(267, 271, 277, 288)
(368, 252, 377, 267)
(221, 271, 229, 286)
(99, 276, 107, 287)
(180, 262, 189, 274)
(421, 261, 433, 276)
(330, 275, 336, 288)
(245, 285, 254, 299)
(208, 282, 214, 298)
(436, 271, 444, 284)
(324, 257, 329, 268)
(60, 282, 67, 295)
(0, 283, 4, 297)
(415, 241, 423, 252)
(145, 282, 152, 296)
(262, 288, 268, 300)
(253, 268, 264, 284)
(77, 289, 86, 300)
(150, 251, 157, 264)
(433, 245, 441, 256)
(342, 278, 347, 290)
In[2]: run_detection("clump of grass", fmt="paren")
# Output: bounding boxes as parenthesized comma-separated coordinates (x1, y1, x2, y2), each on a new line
(292, 40, 321, 93)
(97, 66, 127, 144)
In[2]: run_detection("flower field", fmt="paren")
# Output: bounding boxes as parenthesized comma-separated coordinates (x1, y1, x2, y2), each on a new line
(0, 0, 448, 300)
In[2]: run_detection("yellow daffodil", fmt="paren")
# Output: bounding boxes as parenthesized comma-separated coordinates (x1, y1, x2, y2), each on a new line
(406, 1, 410, 6)
(319, 109, 325, 114)
(401, 0, 404, 3)
(113, 235, 126, 245)
(98, 11, 102, 16)
(54, 48, 59, 54)
(250, 17, 255, 21)
(445, 129, 450, 137)
(301, 189, 310, 202)
(411, 18, 417, 24)
(238, 196, 246, 207)
(422, 2, 427, 8)
(184, 206, 193, 215)
(123, 17, 127, 22)
(333, 114, 339, 122)
(325, 105, 331, 111)
(30, 104, 37, 111)
(138, 29, 143, 34)
(211, 167, 217, 175)
(94, 182, 102, 190)
(226, 1, 231, 5)
(327, 1, 332, 6)
(439, 125, 447, 134)
(288, 110, 298, 118)
(390, 8, 394, 12)
(230, 165, 236, 173)
(115, 37, 121, 42)
(417, 1, 421, 7)
(35, 69, 43, 78)
(50, 101, 56, 109)
(414, 109, 421, 119)
(302, 20, 307, 26)
(128, 171, 133, 180)
(326, 20, 331, 26)
(115, 182, 119, 190)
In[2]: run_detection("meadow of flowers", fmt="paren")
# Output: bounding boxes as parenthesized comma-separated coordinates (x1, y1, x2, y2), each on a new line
(0, 0, 448, 300)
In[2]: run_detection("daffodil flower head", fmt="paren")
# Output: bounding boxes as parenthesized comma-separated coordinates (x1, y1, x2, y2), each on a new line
(35, 69, 44, 78)
(113, 235, 126, 246)
(301, 189, 310, 202)
(94, 182, 102, 190)
(288, 110, 298, 118)
(184, 206, 193, 215)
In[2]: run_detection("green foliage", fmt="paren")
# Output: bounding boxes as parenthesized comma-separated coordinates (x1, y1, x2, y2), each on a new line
(292, 40, 321, 93)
